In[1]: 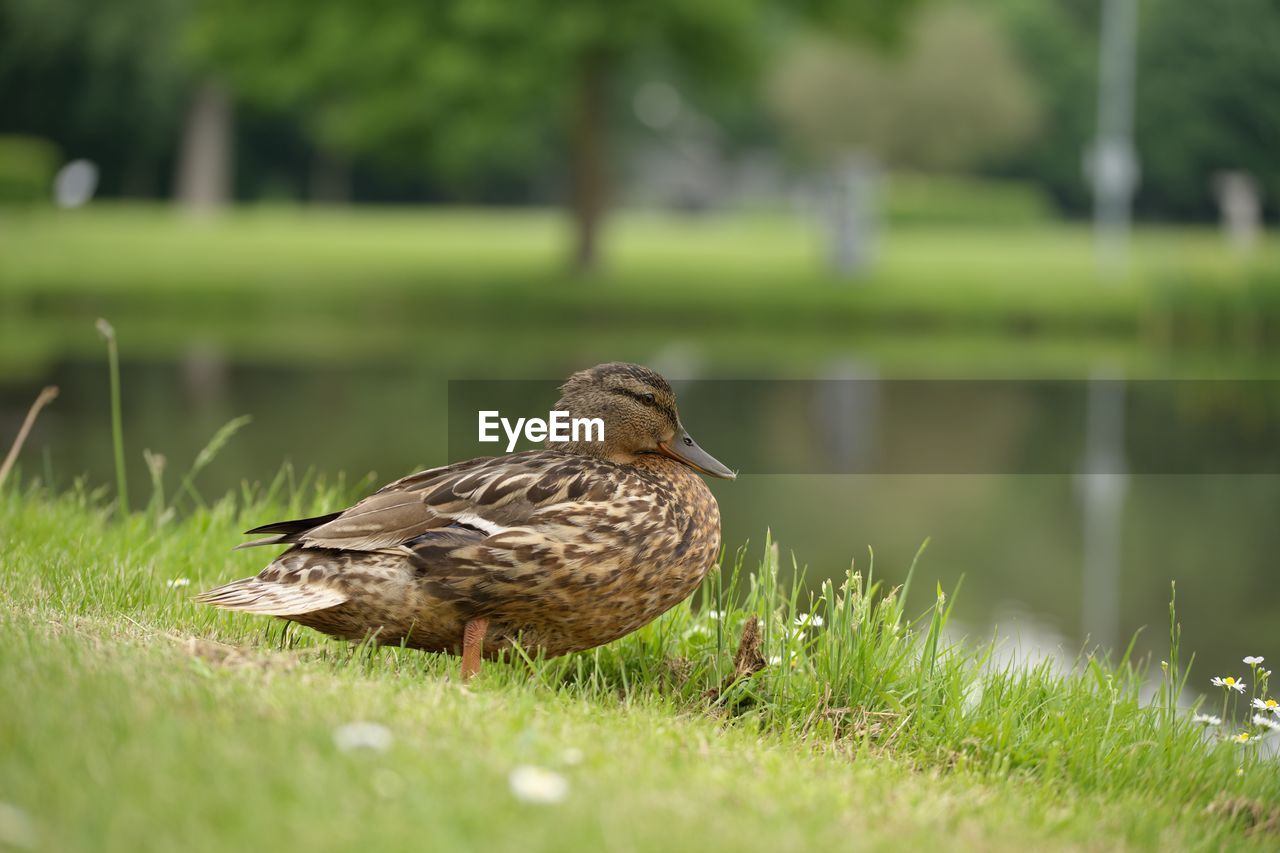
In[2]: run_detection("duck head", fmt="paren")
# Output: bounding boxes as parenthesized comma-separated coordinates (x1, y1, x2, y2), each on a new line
(548, 362, 736, 480)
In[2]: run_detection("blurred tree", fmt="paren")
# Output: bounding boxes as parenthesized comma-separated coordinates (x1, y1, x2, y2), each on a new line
(0, 0, 192, 196)
(766, 3, 1039, 277)
(1137, 0, 1280, 220)
(994, 0, 1280, 221)
(173, 81, 235, 211)
(188, 0, 919, 273)
(767, 4, 1039, 172)
(989, 0, 1098, 215)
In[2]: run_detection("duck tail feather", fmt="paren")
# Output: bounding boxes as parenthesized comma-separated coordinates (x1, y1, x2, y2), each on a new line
(233, 535, 291, 551)
(243, 511, 344, 537)
(195, 576, 348, 616)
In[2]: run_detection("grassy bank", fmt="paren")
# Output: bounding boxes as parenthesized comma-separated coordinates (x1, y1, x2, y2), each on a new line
(3, 479, 1279, 850)
(2, 206, 1279, 380)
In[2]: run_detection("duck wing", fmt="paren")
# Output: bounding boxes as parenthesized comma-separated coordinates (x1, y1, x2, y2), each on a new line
(237, 451, 617, 553)
(206, 451, 635, 619)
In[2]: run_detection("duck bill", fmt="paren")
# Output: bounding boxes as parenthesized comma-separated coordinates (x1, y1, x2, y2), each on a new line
(658, 429, 736, 480)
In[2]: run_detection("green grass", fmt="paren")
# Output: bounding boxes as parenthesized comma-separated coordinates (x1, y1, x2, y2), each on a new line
(3, 205, 1280, 381)
(3, 474, 1279, 851)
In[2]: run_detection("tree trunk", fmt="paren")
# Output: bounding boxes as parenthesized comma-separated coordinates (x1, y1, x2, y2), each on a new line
(310, 147, 352, 205)
(570, 54, 608, 275)
(174, 81, 234, 212)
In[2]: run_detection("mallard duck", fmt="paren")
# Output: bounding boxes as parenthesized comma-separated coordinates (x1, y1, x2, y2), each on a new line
(198, 362, 735, 677)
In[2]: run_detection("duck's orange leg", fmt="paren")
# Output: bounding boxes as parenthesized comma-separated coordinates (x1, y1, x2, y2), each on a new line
(461, 617, 489, 680)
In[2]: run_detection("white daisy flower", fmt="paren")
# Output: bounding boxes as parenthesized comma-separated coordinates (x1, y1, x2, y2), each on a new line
(703, 609, 726, 621)
(1243, 656, 1265, 666)
(1252, 714, 1280, 732)
(332, 721, 393, 753)
(1191, 713, 1222, 726)
(1234, 732, 1253, 744)
(166, 578, 191, 589)
(1211, 676, 1247, 693)
(1250, 697, 1279, 713)
(508, 765, 569, 805)
(793, 613, 825, 628)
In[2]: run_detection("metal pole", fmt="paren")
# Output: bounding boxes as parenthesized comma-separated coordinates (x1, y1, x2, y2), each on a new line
(1089, 0, 1140, 278)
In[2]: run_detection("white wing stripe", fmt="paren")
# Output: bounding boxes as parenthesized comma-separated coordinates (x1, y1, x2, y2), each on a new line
(453, 512, 509, 536)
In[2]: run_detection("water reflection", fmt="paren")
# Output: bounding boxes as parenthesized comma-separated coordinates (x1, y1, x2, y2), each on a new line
(812, 359, 880, 472)
(1077, 373, 1127, 650)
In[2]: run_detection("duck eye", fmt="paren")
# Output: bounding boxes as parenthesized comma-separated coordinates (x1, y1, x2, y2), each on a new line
(642, 393, 655, 405)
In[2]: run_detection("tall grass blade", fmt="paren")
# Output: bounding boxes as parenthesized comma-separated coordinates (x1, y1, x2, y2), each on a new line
(178, 415, 253, 508)
(0, 385, 58, 490)
(96, 318, 128, 512)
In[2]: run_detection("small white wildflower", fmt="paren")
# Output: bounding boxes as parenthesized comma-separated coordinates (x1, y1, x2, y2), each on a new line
(166, 578, 191, 589)
(1243, 656, 1265, 666)
(1211, 676, 1247, 693)
(333, 721, 393, 753)
(1250, 697, 1279, 713)
(1192, 713, 1222, 726)
(508, 765, 569, 804)
(1252, 714, 1280, 732)
(793, 613, 824, 628)
(704, 609, 725, 621)
(1234, 732, 1254, 744)
(560, 747, 584, 766)
(0, 802, 36, 850)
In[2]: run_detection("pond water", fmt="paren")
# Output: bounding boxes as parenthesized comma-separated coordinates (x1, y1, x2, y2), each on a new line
(5, 350, 1279, 687)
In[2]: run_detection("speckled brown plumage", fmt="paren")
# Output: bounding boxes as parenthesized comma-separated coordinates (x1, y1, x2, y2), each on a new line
(198, 362, 734, 661)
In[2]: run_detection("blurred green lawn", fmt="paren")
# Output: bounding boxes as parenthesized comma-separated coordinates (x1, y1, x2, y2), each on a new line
(4, 203, 1270, 297)
(2, 204, 1277, 379)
